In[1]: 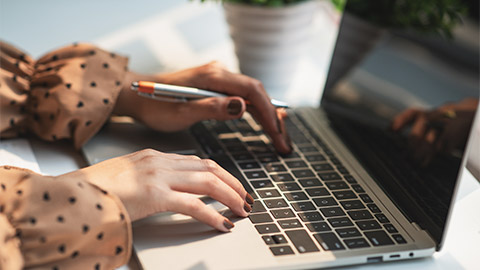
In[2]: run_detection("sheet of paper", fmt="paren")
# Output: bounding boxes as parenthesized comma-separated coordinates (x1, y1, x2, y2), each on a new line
(0, 138, 41, 174)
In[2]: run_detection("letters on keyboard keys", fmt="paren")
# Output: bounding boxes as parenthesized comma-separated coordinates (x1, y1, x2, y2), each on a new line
(384, 224, 398, 233)
(286, 230, 320, 253)
(364, 230, 394, 246)
(318, 172, 342, 181)
(375, 213, 390, 223)
(265, 163, 287, 172)
(291, 201, 316, 211)
(271, 209, 296, 219)
(279, 219, 303, 229)
(392, 234, 407, 244)
(270, 246, 294, 256)
(264, 199, 288, 209)
(306, 222, 331, 232)
(244, 171, 267, 179)
(320, 207, 346, 217)
(340, 200, 365, 210)
(356, 220, 382, 230)
(250, 180, 274, 189)
(255, 223, 280, 234)
(292, 169, 316, 178)
(312, 163, 334, 172)
(347, 210, 373, 220)
(333, 190, 357, 200)
(277, 182, 301, 191)
(344, 237, 370, 249)
(328, 217, 354, 227)
(313, 233, 345, 251)
(284, 192, 309, 201)
(325, 181, 349, 190)
(238, 161, 261, 170)
(305, 154, 326, 162)
(313, 197, 338, 207)
(285, 160, 308, 168)
(299, 178, 323, 188)
(272, 234, 289, 244)
(270, 173, 294, 182)
(336, 227, 361, 238)
(257, 189, 281, 198)
(249, 213, 273, 223)
(306, 188, 330, 197)
(298, 211, 324, 222)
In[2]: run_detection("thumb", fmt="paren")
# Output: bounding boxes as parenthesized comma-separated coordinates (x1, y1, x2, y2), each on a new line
(185, 96, 246, 123)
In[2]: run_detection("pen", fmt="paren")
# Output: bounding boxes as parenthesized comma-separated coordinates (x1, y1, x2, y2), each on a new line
(130, 81, 289, 108)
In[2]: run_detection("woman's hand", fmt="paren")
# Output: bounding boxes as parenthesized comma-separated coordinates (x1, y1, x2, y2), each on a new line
(63, 149, 254, 232)
(114, 62, 292, 154)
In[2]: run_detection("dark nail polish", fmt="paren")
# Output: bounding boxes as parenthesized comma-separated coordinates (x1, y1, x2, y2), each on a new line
(244, 202, 252, 213)
(245, 193, 254, 205)
(227, 99, 242, 115)
(223, 219, 234, 230)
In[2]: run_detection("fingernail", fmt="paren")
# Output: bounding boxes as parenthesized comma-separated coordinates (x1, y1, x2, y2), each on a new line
(223, 219, 235, 230)
(244, 202, 252, 213)
(245, 193, 254, 205)
(227, 99, 242, 115)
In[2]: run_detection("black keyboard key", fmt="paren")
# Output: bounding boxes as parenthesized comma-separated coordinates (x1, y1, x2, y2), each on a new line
(359, 194, 373, 203)
(249, 213, 273, 223)
(286, 230, 320, 253)
(284, 192, 308, 201)
(238, 161, 261, 170)
(257, 154, 279, 163)
(281, 151, 301, 159)
(250, 179, 274, 189)
(384, 224, 398, 233)
(313, 197, 338, 207)
(318, 172, 341, 181)
(336, 227, 361, 238)
(333, 190, 357, 200)
(271, 208, 295, 219)
(264, 199, 288, 209)
(270, 173, 294, 182)
(291, 201, 316, 212)
(249, 146, 273, 155)
(298, 211, 323, 222)
(245, 171, 267, 179)
(313, 233, 345, 251)
(232, 152, 254, 161)
(298, 146, 318, 153)
(255, 223, 280, 234)
(336, 166, 350, 175)
(392, 234, 407, 244)
(356, 220, 381, 230)
(221, 138, 241, 145)
(344, 237, 370, 249)
(272, 234, 288, 244)
(329, 157, 342, 165)
(257, 189, 281, 198)
(245, 140, 266, 147)
(343, 175, 357, 184)
(277, 182, 301, 191)
(320, 207, 346, 217)
(262, 235, 274, 245)
(252, 201, 267, 213)
(364, 230, 394, 246)
(285, 160, 308, 168)
(312, 163, 334, 172)
(367, 203, 381, 213)
(265, 163, 287, 173)
(270, 246, 294, 256)
(279, 219, 303, 229)
(306, 188, 330, 197)
(375, 214, 390, 223)
(325, 181, 349, 190)
(340, 200, 365, 210)
(344, 175, 357, 184)
(299, 178, 322, 188)
(348, 210, 373, 220)
(351, 184, 365, 193)
(212, 154, 256, 199)
(306, 222, 331, 232)
(328, 217, 353, 227)
(305, 154, 326, 162)
(292, 169, 315, 178)
(226, 144, 247, 153)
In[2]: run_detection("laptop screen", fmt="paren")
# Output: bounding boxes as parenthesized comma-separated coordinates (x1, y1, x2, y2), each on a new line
(321, 0, 479, 249)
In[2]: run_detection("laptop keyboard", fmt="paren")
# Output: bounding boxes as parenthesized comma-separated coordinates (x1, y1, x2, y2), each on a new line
(191, 113, 407, 256)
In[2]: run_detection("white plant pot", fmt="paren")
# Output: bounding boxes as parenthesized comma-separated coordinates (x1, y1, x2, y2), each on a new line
(223, 1, 317, 91)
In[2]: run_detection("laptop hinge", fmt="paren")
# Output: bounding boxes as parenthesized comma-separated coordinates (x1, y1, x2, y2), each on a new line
(411, 222, 423, 232)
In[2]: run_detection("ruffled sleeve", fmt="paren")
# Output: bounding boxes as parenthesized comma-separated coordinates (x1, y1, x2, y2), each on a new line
(0, 166, 132, 270)
(0, 41, 128, 148)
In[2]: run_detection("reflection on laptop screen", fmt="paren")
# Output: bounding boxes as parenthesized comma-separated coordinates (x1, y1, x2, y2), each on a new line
(321, 0, 479, 249)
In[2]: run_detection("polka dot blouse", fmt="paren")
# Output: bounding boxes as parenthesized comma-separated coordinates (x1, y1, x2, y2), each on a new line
(0, 41, 132, 269)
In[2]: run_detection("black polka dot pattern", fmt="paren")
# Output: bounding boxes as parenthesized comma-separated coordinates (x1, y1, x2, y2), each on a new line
(77, 101, 84, 108)
(66, 83, 72, 89)
(69, 197, 76, 204)
(97, 232, 104, 240)
(58, 244, 66, 253)
(43, 192, 50, 201)
(82, 224, 89, 234)
(90, 81, 96, 87)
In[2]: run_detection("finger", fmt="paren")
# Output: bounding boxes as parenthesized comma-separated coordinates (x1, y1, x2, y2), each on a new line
(168, 170, 250, 217)
(166, 192, 235, 232)
(167, 158, 252, 205)
(391, 108, 421, 131)
(408, 113, 428, 149)
(177, 96, 246, 125)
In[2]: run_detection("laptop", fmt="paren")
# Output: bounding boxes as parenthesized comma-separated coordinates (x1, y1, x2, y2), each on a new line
(82, 1, 479, 269)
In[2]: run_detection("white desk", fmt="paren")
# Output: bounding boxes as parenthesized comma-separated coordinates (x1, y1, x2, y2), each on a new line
(2, 1, 479, 269)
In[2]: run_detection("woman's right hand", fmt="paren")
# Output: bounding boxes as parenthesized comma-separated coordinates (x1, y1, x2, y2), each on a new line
(63, 149, 253, 232)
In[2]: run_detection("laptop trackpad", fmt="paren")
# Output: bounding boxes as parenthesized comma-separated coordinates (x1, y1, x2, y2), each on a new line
(82, 116, 205, 165)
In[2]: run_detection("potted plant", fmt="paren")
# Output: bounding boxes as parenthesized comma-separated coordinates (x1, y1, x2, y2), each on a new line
(202, 0, 345, 93)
